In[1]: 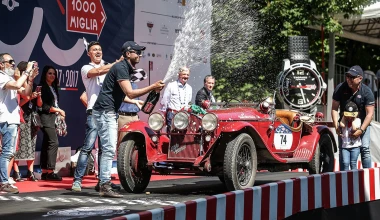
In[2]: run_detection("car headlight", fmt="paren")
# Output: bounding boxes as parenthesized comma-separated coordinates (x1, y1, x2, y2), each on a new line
(173, 112, 189, 130)
(202, 113, 218, 131)
(148, 113, 164, 131)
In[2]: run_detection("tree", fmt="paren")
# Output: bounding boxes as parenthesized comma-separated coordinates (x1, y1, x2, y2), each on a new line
(211, 0, 375, 102)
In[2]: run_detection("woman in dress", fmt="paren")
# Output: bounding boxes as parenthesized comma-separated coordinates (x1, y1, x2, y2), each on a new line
(12, 61, 41, 181)
(38, 65, 65, 181)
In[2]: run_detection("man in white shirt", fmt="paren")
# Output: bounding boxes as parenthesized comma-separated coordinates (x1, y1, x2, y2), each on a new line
(71, 41, 122, 192)
(0, 53, 37, 193)
(161, 67, 192, 132)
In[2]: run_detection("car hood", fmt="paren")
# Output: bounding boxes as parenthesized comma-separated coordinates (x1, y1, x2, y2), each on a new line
(208, 107, 271, 121)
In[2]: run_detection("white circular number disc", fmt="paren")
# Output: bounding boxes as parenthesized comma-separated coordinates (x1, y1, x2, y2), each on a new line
(274, 124, 293, 150)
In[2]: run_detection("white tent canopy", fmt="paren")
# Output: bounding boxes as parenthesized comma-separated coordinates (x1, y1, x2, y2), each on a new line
(336, 2, 380, 46)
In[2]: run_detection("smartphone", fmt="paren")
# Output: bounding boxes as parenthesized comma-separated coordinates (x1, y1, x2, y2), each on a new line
(35, 86, 42, 92)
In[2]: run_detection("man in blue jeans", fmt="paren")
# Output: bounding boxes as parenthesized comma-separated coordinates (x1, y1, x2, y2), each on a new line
(92, 41, 164, 198)
(332, 65, 375, 170)
(0, 53, 37, 193)
(71, 41, 122, 192)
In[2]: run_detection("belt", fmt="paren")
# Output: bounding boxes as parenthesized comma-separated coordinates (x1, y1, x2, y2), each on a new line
(86, 109, 92, 115)
(118, 111, 138, 116)
(167, 108, 179, 113)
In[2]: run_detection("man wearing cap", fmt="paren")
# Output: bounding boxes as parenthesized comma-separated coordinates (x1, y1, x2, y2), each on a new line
(195, 75, 216, 109)
(331, 65, 375, 170)
(161, 67, 192, 133)
(92, 41, 165, 198)
(71, 41, 123, 192)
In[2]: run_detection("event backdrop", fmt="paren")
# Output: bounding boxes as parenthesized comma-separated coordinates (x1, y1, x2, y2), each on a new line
(0, 0, 211, 156)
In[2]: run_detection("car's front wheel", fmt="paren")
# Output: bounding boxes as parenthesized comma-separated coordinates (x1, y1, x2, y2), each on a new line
(117, 138, 152, 193)
(223, 133, 257, 191)
(308, 133, 335, 174)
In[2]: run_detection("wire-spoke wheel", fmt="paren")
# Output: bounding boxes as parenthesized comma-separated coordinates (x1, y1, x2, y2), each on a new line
(223, 133, 257, 191)
(309, 133, 334, 174)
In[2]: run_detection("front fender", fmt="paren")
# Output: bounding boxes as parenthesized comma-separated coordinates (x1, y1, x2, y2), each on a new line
(119, 121, 169, 161)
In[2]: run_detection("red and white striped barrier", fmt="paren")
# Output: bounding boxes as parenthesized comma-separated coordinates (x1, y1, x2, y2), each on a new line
(112, 168, 380, 220)
(291, 158, 380, 172)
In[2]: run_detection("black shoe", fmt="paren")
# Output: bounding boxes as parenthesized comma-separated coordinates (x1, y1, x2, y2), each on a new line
(95, 181, 121, 192)
(12, 172, 24, 182)
(43, 172, 62, 181)
(27, 171, 38, 182)
(99, 182, 123, 198)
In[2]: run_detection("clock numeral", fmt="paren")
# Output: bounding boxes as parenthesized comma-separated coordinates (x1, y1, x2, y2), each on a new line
(297, 70, 304, 75)
(298, 99, 304, 105)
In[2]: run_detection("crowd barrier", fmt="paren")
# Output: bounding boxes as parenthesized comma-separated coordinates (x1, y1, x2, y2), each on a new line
(111, 168, 380, 220)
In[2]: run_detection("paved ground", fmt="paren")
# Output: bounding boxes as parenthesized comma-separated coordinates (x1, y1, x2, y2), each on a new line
(0, 172, 308, 220)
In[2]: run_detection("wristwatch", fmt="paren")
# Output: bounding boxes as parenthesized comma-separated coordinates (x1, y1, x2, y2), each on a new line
(277, 36, 327, 111)
(359, 128, 365, 133)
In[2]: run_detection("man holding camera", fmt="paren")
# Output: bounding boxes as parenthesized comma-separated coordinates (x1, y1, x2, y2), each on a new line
(0, 53, 38, 193)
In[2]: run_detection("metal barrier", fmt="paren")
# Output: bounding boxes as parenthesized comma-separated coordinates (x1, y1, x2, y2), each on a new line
(321, 63, 379, 121)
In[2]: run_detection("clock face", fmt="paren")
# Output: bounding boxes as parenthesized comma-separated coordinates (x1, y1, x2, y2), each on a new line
(279, 65, 323, 110)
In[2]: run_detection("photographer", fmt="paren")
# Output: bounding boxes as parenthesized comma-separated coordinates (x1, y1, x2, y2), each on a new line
(0, 53, 38, 193)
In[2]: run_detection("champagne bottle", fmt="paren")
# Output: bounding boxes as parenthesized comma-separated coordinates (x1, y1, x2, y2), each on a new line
(141, 90, 160, 114)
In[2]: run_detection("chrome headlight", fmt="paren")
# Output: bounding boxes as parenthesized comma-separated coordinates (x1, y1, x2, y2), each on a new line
(148, 113, 164, 131)
(202, 113, 218, 131)
(173, 112, 189, 130)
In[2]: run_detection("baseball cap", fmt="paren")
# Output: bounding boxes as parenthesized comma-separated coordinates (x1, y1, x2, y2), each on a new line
(121, 41, 146, 54)
(346, 65, 363, 77)
(344, 101, 359, 117)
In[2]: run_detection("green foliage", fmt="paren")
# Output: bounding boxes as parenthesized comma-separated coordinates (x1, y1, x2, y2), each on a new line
(211, 0, 375, 102)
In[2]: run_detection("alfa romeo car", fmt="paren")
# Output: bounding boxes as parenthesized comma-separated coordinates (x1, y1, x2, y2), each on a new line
(117, 96, 336, 193)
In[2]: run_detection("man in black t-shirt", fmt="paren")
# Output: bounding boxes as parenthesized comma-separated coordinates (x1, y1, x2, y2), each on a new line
(332, 65, 375, 170)
(92, 41, 165, 198)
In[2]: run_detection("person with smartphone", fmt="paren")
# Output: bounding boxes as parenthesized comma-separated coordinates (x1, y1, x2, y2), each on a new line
(12, 61, 42, 182)
(0, 53, 38, 193)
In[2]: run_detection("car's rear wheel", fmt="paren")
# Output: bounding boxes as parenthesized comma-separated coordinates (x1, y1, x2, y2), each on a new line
(223, 133, 257, 191)
(117, 139, 152, 193)
(308, 133, 334, 174)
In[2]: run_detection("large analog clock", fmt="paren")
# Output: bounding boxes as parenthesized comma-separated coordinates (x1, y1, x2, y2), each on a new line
(278, 62, 326, 110)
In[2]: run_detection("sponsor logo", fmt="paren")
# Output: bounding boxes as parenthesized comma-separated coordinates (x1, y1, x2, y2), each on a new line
(156, 54, 162, 58)
(170, 54, 173, 60)
(147, 53, 151, 57)
(171, 144, 186, 154)
(160, 25, 169, 35)
(147, 21, 154, 35)
(175, 28, 182, 34)
(152, 53, 155, 57)
(1, 0, 19, 11)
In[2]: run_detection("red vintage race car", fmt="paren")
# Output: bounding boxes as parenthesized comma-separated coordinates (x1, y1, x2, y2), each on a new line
(117, 97, 337, 193)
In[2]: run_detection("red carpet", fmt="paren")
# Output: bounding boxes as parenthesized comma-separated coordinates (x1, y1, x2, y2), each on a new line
(14, 174, 196, 193)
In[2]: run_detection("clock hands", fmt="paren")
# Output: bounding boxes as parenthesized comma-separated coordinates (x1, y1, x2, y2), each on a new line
(299, 83, 306, 104)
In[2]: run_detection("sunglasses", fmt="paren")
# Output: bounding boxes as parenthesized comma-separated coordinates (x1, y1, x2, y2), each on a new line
(129, 50, 142, 56)
(346, 74, 359, 80)
(2, 60, 15, 64)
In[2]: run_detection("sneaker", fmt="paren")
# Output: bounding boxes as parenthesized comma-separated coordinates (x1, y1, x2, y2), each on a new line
(0, 183, 19, 194)
(8, 177, 16, 185)
(71, 181, 82, 192)
(99, 182, 123, 198)
(41, 172, 62, 181)
(95, 181, 121, 192)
